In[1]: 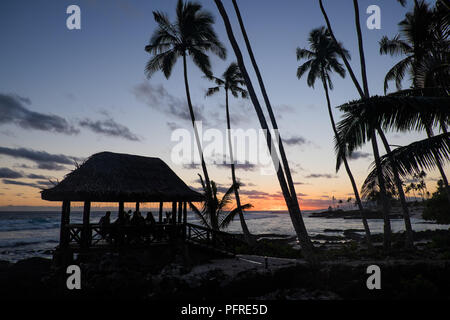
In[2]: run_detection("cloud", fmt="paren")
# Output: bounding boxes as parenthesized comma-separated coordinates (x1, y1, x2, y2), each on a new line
(349, 151, 371, 160)
(216, 162, 258, 172)
(0, 168, 23, 179)
(0, 146, 81, 171)
(2, 179, 39, 188)
(182, 163, 201, 170)
(283, 135, 311, 147)
(133, 82, 211, 125)
(166, 122, 180, 131)
(79, 118, 140, 141)
(26, 173, 48, 180)
(305, 173, 338, 179)
(0, 93, 79, 135)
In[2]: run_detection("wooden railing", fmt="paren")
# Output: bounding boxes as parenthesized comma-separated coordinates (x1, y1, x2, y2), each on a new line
(185, 223, 238, 255)
(62, 222, 239, 255)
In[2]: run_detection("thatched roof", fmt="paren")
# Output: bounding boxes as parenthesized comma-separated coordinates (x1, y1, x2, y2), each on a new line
(41, 152, 204, 202)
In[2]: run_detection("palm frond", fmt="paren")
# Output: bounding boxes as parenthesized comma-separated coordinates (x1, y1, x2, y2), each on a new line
(219, 203, 253, 229)
(362, 133, 450, 197)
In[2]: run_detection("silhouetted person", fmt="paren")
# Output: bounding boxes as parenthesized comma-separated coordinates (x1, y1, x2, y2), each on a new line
(131, 211, 145, 226)
(99, 211, 111, 241)
(145, 212, 156, 225)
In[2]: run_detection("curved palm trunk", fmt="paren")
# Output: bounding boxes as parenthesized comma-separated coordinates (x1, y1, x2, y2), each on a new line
(213, 0, 315, 261)
(231, 0, 302, 214)
(321, 75, 373, 249)
(182, 54, 214, 222)
(225, 89, 253, 242)
(377, 128, 414, 249)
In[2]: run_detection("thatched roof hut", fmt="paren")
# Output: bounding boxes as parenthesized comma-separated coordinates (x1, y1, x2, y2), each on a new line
(41, 151, 203, 202)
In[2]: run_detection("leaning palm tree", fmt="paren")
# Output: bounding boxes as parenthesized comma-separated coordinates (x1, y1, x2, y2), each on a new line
(213, 0, 316, 261)
(296, 27, 372, 248)
(205, 62, 252, 241)
(144, 0, 226, 200)
(190, 175, 252, 231)
(319, 0, 393, 249)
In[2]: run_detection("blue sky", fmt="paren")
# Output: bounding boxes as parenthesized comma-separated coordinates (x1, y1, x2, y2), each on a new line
(0, 0, 444, 210)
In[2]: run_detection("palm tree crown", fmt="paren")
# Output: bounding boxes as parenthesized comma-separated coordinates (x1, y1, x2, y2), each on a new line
(296, 27, 349, 89)
(206, 62, 248, 98)
(379, 0, 448, 92)
(144, 0, 226, 79)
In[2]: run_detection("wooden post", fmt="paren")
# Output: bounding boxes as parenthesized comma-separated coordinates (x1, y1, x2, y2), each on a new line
(183, 202, 187, 224)
(171, 202, 176, 225)
(59, 200, 70, 247)
(159, 202, 163, 223)
(82, 201, 91, 248)
(183, 202, 187, 239)
(178, 201, 182, 223)
(135, 202, 140, 212)
(119, 201, 124, 219)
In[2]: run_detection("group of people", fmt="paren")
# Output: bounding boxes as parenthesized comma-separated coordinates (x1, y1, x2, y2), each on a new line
(98, 210, 159, 244)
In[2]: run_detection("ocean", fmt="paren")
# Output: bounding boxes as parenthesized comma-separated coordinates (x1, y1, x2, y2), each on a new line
(0, 210, 448, 262)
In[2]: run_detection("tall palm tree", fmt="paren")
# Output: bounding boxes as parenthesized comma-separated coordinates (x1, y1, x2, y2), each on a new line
(380, 1, 450, 201)
(205, 62, 252, 241)
(296, 27, 372, 248)
(230, 0, 304, 221)
(319, 0, 393, 249)
(144, 0, 226, 203)
(213, 0, 316, 261)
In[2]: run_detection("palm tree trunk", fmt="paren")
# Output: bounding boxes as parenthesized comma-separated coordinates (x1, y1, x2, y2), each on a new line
(425, 125, 450, 202)
(353, 0, 392, 250)
(182, 54, 214, 218)
(225, 89, 253, 242)
(213, 0, 315, 261)
(377, 128, 414, 249)
(321, 75, 373, 249)
(320, 0, 392, 249)
(231, 0, 303, 215)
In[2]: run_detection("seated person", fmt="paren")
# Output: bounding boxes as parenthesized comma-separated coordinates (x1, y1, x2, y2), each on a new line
(99, 211, 111, 240)
(131, 211, 145, 226)
(145, 212, 156, 225)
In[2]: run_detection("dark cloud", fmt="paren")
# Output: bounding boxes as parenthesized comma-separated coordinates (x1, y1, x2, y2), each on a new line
(305, 173, 338, 179)
(79, 118, 140, 141)
(133, 82, 211, 125)
(0, 93, 79, 134)
(349, 151, 371, 160)
(216, 162, 258, 172)
(26, 173, 48, 180)
(0, 146, 81, 171)
(283, 135, 310, 147)
(0, 168, 23, 179)
(2, 179, 39, 188)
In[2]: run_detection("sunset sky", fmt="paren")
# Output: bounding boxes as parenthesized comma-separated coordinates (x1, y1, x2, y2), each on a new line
(0, 0, 444, 212)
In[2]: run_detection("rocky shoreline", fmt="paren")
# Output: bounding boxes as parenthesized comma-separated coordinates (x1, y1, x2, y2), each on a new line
(0, 228, 449, 300)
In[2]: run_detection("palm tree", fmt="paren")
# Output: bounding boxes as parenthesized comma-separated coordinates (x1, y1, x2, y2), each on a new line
(296, 27, 372, 248)
(144, 0, 226, 201)
(213, 0, 316, 261)
(380, 1, 450, 201)
(190, 175, 252, 231)
(205, 62, 253, 241)
(230, 0, 305, 222)
(319, 0, 393, 249)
